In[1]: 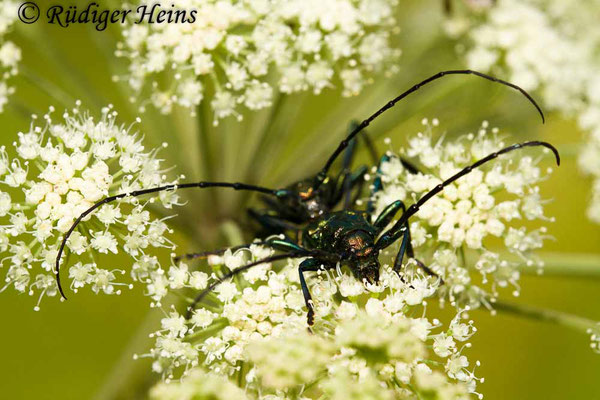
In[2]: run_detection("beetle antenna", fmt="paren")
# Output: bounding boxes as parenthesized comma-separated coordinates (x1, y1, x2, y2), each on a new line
(55, 181, 289, 299)
(375, 141, 560, 250)
(185, 252, 309, 319)
(314, 69, 545, 190)
(173, 237, 294, 263)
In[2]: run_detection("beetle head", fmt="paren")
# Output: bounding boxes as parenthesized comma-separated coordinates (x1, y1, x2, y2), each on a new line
(355, 258, 380, 284)
(281, 178, 331, 220)
(346, 230, 380, 284)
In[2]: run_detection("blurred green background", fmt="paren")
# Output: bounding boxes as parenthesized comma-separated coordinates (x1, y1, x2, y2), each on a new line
(2, 1, 599, 399)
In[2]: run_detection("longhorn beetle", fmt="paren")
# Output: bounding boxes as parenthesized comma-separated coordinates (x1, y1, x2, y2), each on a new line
(186, 140, 559, 326)
(167, 69, 544, 262)
(239, 122, 418, 242)
(240, 121, 381, 240)
(55, 70, 550, 326)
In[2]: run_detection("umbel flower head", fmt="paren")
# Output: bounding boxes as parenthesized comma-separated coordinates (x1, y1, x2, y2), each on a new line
(151, 311, 476, 400)
(116, 0, 401, 124)
(0, 104, 180, 309)
(0, 1, 21, 112)
(142, 243, 481, 399)
(444, 0, 600, 224)
(370, 119, 555, 307)
(150, 369, 248, 400)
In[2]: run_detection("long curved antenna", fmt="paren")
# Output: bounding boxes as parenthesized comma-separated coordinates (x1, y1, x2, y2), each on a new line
(55, 181, 288, 299)
(314, 69, 545, 190)
(174, 236, 299, 263)
(174, 241, 271, 263)
(186, 248, 342, 318)
(185, 252, 308, 319)
(375, 141, 560, 250)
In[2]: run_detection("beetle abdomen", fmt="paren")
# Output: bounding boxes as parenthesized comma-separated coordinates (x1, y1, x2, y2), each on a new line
(303, 210, 377, 252)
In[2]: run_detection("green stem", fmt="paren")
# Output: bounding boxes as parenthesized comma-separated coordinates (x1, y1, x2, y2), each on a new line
(493, 300, 598, 335)
(198, 99, 215, 183)
(244, 92, 286, 184)
(20, 67, 75, 107)
(184, 320, 227, 343)
(517, 252, 600, 278)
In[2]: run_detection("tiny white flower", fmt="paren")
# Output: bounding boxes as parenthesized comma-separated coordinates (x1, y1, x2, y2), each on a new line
(0, 3, 20, 112)
(372, 121, 553, 306)
(189, 271, 209, 290)
(0, 106, 178, 308)
(161, 312, 188, 338)
(117, 0, 400, 122)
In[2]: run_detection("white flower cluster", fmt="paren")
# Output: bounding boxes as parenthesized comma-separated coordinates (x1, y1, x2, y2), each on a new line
(143, 243, 480, 399)
(150, 368, 248, 400)
(117, 0, 400, 123)
(370, 119, 555, 307)
(0, 1, 20, 112)
(445, 0, 600, 223)
(244, 329, 336, 390)
(0, 104, 180, 309)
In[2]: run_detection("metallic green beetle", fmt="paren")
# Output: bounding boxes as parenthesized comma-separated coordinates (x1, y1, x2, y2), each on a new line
(187, 139, 559, 326)
(54, 70, 553, 327)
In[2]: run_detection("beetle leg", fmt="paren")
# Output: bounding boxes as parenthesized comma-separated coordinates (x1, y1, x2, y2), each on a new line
(342, 121, 360, 170)
(412, 258, 443, 282)
(393, 225, 412, 273)
(333, 121, 392, 210)
(371, 197, 413, 273)
(357, 124, 380, 166)
(371, 199, 413, 272)
(329, 166, 368, 209)
(341, 122, 382, 208)
(186, 251, 310, 319)
(379, 211, 441, 281)
(333, 122, 360, 207)
(373, 200, 406, 233)
(389, 223, 439, 281)
(247, 208, 301, 237)
(366, 154, 391, 214)
(298, 258, 333, 326)
(367, 154, 421, 215)
(343, 166, 369, 209)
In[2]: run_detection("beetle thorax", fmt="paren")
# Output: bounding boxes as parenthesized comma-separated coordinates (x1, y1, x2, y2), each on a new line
(286, 179, 332, 220)
(345, 230, 375, 257)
